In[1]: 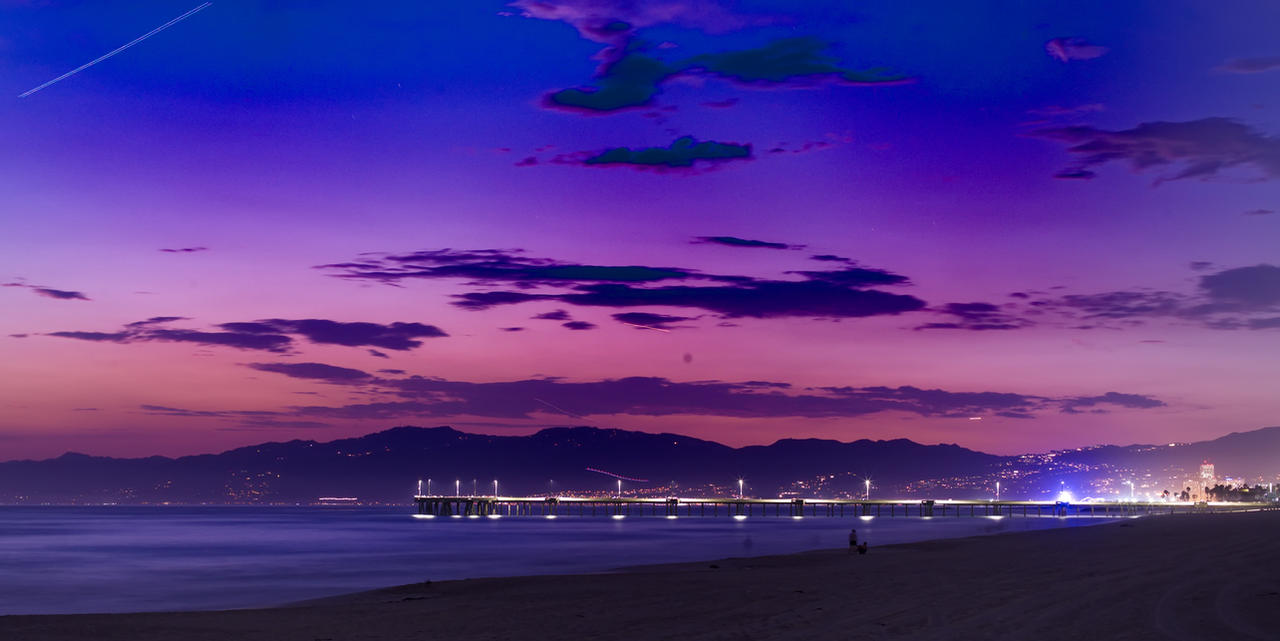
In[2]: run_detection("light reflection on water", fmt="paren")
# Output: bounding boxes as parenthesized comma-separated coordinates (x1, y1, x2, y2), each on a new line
(0, 506, 1107, 615)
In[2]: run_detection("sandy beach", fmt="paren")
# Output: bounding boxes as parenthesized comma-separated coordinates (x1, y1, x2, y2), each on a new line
(3, 511, 1278, 641)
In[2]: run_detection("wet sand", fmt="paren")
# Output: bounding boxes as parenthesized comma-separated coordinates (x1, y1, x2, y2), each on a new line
(3, 511, 1279, 640)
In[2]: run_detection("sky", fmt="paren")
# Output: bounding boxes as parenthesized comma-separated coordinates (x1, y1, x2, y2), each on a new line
(2, 0, 1279, 460)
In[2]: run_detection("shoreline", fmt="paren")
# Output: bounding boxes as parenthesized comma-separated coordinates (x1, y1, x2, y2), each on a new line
(4, 511, 1279, 640)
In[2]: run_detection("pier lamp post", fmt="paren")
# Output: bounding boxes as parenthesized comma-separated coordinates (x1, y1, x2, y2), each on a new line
(996, 481, 1000, 502)
(1126, 480, 1134, 501)
(427, 479, 431, 496)
(455, 479, 460, 496)
(738, 479, 744, 500)
(494, 479, 499, 497)
(865, 478, 871, 501)
(617, 479, 622, 497)
(417, 479, 423, 496)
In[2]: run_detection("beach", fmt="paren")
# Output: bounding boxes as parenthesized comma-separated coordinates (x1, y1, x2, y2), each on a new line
(3, 511, 1278, 641)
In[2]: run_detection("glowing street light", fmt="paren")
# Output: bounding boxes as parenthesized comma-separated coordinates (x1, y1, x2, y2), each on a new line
(427, 478, 431, 496)
(996, 481, 1001, 502)
(417, 479, 422, 496)
(738, 479, 744, 500)
(617, 479, 622, 497)
(455, 479, 460, 496)
(864, 478, 871, 501)
(493, 479, 499, 497)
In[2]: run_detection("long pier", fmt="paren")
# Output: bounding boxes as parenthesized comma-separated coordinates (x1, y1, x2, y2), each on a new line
(412, 495, 1267, 519)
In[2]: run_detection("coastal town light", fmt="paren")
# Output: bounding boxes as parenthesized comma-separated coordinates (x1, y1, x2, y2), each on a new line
(738, 479, 744, 499)
(864, 478, 871, 501)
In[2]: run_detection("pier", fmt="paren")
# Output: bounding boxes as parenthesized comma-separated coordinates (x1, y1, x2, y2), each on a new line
(412, 495, 1268, 519)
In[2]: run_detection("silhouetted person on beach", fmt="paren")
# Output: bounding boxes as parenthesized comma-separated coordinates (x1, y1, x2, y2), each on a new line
(857, 542, 868, 555)
(848, 528, 857, 554)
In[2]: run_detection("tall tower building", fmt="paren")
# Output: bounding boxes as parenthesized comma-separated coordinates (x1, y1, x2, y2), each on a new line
(1200, 461, 1216, 488)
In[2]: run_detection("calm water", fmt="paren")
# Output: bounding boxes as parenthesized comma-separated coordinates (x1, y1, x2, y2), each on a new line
(0, 506, 1109, 615)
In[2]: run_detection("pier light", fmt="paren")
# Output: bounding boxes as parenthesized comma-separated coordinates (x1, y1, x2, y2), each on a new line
(427, 478, 431, 496)
(417, 479, 422, 496)
(859, 515, 875, 521)
(1126, 480, 1134, 500)
(545, 514, 557, 520)
(995, 481, 1000, 502)
(738, 478, 744, 499)
(411, 514, 434, 519)
(487, 514, 501, 519)
(666, 515, 678, 520)
(617, 479, 622, 497)
(611, 514, 626, 520)
(455, 479, 460, 496)
(493, 479, 498, 497)
(733, 514, 747, 521)
(864, 478, 871, 501)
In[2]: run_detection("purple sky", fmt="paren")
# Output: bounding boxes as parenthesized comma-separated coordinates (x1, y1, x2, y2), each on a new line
(3, 1, 1279, 459)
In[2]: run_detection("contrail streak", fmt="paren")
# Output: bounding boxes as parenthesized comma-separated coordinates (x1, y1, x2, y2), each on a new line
(532, 397, 587, 420)
(19, 2, 212, 98)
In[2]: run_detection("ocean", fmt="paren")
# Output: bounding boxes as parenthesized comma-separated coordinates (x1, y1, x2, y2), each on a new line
(0, 506, 1110, 615)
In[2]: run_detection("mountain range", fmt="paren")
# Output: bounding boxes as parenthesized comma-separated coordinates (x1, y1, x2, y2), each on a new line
(1, 425, 1276, 504)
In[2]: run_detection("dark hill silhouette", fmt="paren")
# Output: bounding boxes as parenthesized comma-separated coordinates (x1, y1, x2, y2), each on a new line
(0, 425, 998, 504)
(2, 425, 1274, 504)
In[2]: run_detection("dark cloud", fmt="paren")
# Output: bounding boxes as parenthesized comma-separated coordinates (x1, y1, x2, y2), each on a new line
(288, 374, 1163, 421)
(378, 369, 407, 375)
(915, 302, 1029, 331)
(217, 319, 448, 350)
(500, 327, 526, 332)
(541, 37, 906, 113)
(125, 316, 188, 328)
(47, 318, 446, 353)
(368, 349, 389, 359)
(1018, 264, 1280, 331)
(545, 51, 676, 112)
(458, 280, 926, 319)
(325, 247, 924, 322)
(1061, 392, 1165, 411)
(1245, 209, 1275, 216)
(319, 248, 696, 287)
(47, 331, 133, 343)
(1189, 261, 1214, 272)
(583, 136, 751, 169)
(247, 362, 373, 383)
(159, 247, 208, 253)
(1031, 290, 1188, 321)
(139, 404, 329, 430)
(3, 282, 90, 301)
(810, 254, 853, 263)
(693, 236, 798, 250)
(1199, 264, 1280, 308)
(1031, 117, 1280, 183)
(1045, 37, 1108, 62)
(788, 266, 911, 287)
(532, 309, 572, 321)
(684, 37, 910, 86)
(1214, 56, 1280, 74)
(562, 321, 597, 330)
(612, 312, 694, 329)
